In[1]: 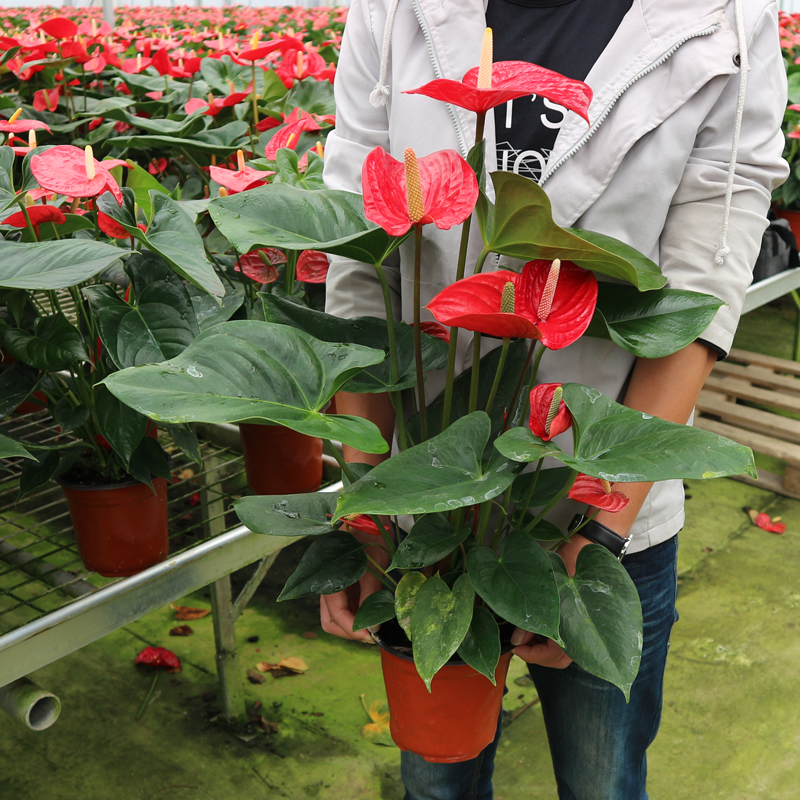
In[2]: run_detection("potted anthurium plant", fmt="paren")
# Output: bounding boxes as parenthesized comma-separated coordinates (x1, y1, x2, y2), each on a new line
(99, 33, 756, 762)
(0, 135, 222, 576)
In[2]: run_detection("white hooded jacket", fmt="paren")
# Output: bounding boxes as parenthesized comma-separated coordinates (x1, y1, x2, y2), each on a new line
(323, 0, 789, 552)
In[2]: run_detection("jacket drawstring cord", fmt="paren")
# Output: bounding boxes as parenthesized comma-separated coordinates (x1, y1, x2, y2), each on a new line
(715, 0, 749, 266)
(371, 0, 402, 108)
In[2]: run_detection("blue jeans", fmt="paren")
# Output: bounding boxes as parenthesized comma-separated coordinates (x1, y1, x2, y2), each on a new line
(401, 535, 679, 800)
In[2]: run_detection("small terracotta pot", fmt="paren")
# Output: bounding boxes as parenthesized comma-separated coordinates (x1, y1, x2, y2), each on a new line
(377, 644, 513, 763)
(60, 477, 169, 577)
(239, 423, 323, 495)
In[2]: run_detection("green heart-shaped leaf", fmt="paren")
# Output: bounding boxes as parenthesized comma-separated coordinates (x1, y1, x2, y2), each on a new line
(235, 492, 339, 537)
(410, 574, 475, 691)
(208, 183, 408, 266)
(456, 606, 501, 684)
(334, 412, 524, 519)
(495, 383, 757, 482)
(466, 530, 561, 641)
(586, 284, 724, 358)
(278, 531, 368, 600)
(548, 547, 643, 700)
(390, 514, 472, 570)
(352, 590, 396, 632)
(394, 571, 427, 639)
(478, 172, 665, 290)
(101, 320, 388, 454)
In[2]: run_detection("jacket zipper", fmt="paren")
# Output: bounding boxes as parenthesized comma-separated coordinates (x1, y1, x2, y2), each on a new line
(410, 0, 470, 157)
(540, 22, 722, 185)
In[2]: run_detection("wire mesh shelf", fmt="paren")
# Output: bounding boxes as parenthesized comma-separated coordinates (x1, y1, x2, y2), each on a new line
(0, 409, 248, 639)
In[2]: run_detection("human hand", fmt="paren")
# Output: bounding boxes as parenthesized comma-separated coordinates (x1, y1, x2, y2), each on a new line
(319, 528, 391, 643)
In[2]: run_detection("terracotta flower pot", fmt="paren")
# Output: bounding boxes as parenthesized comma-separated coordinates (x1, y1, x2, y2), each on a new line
(376, 640, 513, 763)
(60, 477, 169, 577)
(238, 423, 323, 495)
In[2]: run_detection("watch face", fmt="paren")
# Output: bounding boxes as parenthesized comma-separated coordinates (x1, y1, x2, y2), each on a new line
(619, 537, 632, 559)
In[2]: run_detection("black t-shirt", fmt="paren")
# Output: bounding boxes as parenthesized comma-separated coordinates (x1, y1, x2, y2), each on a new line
(487, 0, 633, 182)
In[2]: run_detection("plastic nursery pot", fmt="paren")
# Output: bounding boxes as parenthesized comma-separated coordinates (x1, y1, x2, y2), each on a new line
(374, 634, 514, 763)
(238, 422, 323, 495)
(59, 477, 169, 578)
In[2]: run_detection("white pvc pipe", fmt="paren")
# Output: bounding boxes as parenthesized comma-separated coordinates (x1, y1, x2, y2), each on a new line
(0, 678, 61, 731)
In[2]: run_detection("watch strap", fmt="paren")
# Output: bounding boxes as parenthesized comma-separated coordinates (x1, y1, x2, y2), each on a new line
(568, 514, 631, 559)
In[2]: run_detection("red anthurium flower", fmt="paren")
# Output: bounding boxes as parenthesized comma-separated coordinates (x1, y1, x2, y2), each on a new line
(148, 157, 168, 175)
(61, 40, 91, 64)
(30, 145, 126, 204)
(341, 514, 381, 536)
(405, 28, 591, 121)
(417, 321, 451, 343)
(37, 17, 79, 40)
(568, 474, 629, 513)
(135, 646, 182, 673)
(97, 211, 131, 239)
(362, 146, 478, 237)
(296, 250, 329, 283)
(0, 109, 51, 134)
(3, 205, 66, 239)
(264, 108, 323, 160)
(427, 259, 597, 346)
(528, 383, 571, 441)
(88, 117, 105, 131)
(239, 248, 284, 283)
(210, 150, 272, 194)
(32, 88, 60, 113)
(754, 512, 786, 534)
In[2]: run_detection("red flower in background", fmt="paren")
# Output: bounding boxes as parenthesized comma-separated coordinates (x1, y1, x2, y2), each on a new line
(263, 107, 334, 160)
(416, 321, 451, 344)
(3, 205, 66, 239)
(528, 383, 571, 441)
(210, 149, 272, 194)
(32, 88, 60, 113)
(148, 157, 168, 176)
(427, 259, 597, 347)
(568, 475, 629, 513)
(754, 513, 786, 534)
(30, 145, 128, 204)
(37, 17, 78, 39)
(239, 247, 284, 283)
(362, 146, 478, 237)
(296, 250, 329, 283)
(405, 29, 592, 121)
(135, 646, 182, 673)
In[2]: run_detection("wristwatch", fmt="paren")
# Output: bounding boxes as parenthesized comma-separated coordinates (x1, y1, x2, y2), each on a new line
(568, 514, 632, 560)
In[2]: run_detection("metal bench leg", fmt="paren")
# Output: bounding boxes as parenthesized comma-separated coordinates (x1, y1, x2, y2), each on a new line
(209, 575, 246, 723)
(200, 452, 246, 723)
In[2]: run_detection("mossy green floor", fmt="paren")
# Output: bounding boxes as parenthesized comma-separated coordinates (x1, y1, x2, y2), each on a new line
(2, 301, 799, 799)
(2, 477, 796, 800)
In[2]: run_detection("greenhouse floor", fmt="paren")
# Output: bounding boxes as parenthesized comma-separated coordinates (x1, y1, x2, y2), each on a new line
(2, 302, 800, 800)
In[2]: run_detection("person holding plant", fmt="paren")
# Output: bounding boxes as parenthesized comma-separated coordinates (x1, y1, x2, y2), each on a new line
(318, 0, 787, 798)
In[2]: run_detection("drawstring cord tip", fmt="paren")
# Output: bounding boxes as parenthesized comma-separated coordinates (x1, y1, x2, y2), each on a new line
(370, 83, 390, 108)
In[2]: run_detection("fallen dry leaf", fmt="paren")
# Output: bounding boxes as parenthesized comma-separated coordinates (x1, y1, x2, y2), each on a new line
(171, 604, 211, 620)
(278, 657, 308, 673)
(301, 631, 317, 639)
(169, 625, 194, 637)
(256, 716, 278, 734)
(247, 669, 266, 685)
(175, 467, 195, 481)
(360, 694, 395, 747)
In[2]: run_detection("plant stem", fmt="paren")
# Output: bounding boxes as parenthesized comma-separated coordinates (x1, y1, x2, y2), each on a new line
(468, 333, 482, 413)
(412, 224, 427, 440)
(514, 458, 543, 526)
(484, 337, 510, 414)
(475, 111, 486, 145)
(18, 203, 39, 242)
(522, 470, 577, 535)
(473, 247, 491, 275)
(250, 62, 259, 127)
(323, 439, 355, 483)
(366, 557, 398, 588)
(371, 260, 408, 450)
(506, 339, 539, 431)
(570, 507, 601, 534)
(528, 343, 546, 394)
(475, 500, 492, 546)
(285, 250, 297, 294)
(135, 668, 160, 720)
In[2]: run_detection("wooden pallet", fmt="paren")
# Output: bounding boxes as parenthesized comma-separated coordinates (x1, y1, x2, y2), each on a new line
(695, 348, 800, 498)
